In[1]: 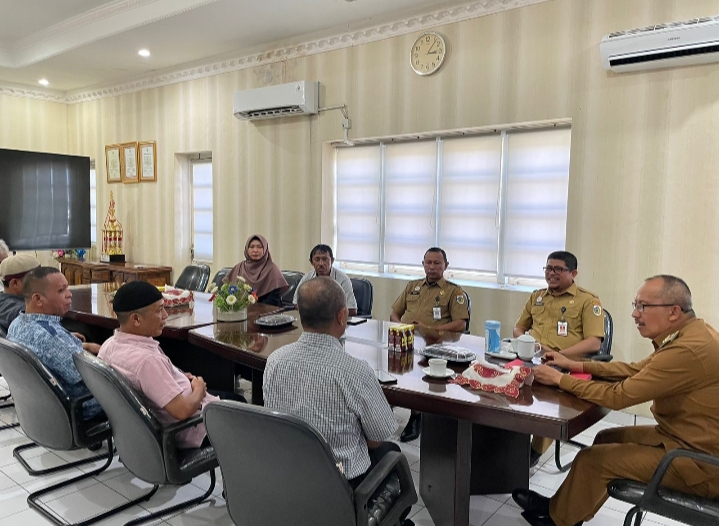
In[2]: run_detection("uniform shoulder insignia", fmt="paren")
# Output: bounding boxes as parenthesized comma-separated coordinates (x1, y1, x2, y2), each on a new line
(456, 294, 465, 305)
(659, 331, 680, 349)
(593, 305, 602, 317)
(577, 286, 599, 298)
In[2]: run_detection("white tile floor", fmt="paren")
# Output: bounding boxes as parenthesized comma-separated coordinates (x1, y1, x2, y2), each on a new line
(0, 383, 681, 526)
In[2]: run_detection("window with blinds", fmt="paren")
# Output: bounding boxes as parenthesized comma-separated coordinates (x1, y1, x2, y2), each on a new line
(334, 126, 571, 284)
(191, 160, 213, 263)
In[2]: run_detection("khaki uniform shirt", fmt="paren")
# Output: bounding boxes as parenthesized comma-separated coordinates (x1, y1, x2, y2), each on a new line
(560, 317, 719, 486)
(515, 282, 604, 351)
(391, 277, 469, 328)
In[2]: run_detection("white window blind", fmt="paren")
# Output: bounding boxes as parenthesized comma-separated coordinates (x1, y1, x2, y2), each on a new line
(191, 160, 213, 262)
(384, 141, 437, 266)
(503, 129, 571, 278)
(439, 135, 502, 273)
(335, 146, 381, 264)
(333, 125, 571, 283)
(89, 165, 96, 245)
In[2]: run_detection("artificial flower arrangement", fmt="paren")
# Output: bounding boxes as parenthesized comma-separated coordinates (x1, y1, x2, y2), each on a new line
(209, 276, 257, 313)
(52, 249, 87, 261)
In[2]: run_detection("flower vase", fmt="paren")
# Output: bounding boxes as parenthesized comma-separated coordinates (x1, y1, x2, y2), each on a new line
(216, 307, 248, 322)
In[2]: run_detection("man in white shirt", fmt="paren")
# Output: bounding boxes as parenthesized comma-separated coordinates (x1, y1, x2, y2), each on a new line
(293, 244, 358, 316)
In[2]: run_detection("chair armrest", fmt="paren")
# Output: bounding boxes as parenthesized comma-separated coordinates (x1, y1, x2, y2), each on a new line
(354, 452, 412, 526)
(68, 392, 94, 425)
(162, 414, 204, 439)
(641, 449, 719, 507)
(590, 354, 613, 362)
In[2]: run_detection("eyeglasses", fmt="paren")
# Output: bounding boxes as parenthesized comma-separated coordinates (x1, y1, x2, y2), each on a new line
(631, 302, 676, 313)
(543, 266, 571, 274)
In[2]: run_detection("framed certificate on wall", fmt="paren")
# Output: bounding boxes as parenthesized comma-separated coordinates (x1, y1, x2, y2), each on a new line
(120, 142, 139, 183)
(139, 141, 157, 182)
(105, 144, 121, 183)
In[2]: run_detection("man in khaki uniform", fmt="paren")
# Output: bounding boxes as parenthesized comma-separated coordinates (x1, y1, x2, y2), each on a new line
(391, 247, 470, 441)
(513, 275, 719, 526)
(514, 251, 605, 465)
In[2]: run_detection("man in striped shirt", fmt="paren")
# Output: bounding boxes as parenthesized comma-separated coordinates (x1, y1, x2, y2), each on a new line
(264, 277, 412, 523)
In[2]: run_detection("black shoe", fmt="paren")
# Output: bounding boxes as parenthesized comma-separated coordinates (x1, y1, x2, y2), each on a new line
(401, 520, 415, 526)
(530, 448, 542, 468)
(400, 413, 421, 443)
(512, 489, 550, 517)
(87, 442, 103, 452)
(520, 511, 582, 526)
(520, 511, 557, 526)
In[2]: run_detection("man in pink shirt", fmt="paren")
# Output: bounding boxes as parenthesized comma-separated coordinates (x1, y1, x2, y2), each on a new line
(99, 281, 242, 448)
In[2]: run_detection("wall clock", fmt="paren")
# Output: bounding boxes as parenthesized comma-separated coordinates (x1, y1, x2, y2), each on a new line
(410, 31, 446, 76)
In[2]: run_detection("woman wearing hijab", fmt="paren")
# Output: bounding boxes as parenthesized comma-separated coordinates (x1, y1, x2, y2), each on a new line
(225, 235, 288, 307)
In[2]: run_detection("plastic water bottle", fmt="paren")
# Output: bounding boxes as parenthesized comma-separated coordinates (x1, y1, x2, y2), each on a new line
(485, 320, 501, 353)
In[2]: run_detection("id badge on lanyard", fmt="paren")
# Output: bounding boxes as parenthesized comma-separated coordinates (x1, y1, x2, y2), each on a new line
(433, 307, 442, 320)
(557, 321, 568, 336)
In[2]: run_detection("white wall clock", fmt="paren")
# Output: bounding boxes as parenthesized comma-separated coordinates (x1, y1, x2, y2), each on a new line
(410, 31, 446, 76)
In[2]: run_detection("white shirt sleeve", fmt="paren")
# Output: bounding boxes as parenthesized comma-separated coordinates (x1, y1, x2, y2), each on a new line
(292, 271, 313, 305)
(336, 270, 358, 310)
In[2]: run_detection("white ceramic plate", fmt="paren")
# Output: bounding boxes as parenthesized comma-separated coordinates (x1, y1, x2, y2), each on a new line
(421, 367, 455, 379)
(255, 314, 297, 327)
(485, 350, 517, 360)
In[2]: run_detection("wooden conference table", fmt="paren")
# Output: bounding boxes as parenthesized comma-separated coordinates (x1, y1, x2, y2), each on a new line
(63, 284, 608, 526)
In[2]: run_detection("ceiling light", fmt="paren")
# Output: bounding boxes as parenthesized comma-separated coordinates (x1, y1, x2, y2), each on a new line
(38, 79, 49, 86)
(138, 49, 150, 57)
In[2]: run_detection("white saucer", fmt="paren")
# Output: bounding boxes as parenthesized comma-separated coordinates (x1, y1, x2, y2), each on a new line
(422, 367, 455, 379)
(485, 350, 517, 360)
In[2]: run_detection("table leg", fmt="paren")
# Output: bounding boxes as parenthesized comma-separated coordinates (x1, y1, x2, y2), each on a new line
(420, 413, 472, 526)
(420, 415, 530, 526)
(470, 424, 529, 494)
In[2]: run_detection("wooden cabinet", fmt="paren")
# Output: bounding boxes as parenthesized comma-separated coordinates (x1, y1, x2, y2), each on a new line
(58, 259, 172, 286)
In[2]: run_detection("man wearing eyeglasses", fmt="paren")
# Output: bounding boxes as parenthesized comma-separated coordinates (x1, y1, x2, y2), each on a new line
(512, 275, 719, 526)
(514, 251, 605, 465)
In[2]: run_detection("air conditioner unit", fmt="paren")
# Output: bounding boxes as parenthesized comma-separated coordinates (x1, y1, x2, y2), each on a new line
(600, 16, 719, 73)
(233, 81, 319, 120)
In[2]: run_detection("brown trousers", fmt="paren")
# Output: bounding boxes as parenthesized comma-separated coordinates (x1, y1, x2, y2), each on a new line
(549, 426, 719, 526)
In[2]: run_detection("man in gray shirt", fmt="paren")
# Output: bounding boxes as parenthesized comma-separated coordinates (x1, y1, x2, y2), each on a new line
(0, 254, 40, 333)
(265, 278, 412, 526)
(292, 244, 358, 316)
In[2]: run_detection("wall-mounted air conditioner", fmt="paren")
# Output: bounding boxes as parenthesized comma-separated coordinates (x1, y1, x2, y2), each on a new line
(233, 81, 319, 120)
(600, 15, 719, 73)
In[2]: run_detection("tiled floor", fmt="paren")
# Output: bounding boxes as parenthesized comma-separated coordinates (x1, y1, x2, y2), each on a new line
(0, 384, 682, 525)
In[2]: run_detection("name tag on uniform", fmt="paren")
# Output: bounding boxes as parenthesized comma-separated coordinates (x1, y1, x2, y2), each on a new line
(557, 321, 568, 337)
(433, 307, 442, 320)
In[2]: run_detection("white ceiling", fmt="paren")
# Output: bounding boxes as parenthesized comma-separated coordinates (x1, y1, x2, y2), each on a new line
(0, 0, 485, 95)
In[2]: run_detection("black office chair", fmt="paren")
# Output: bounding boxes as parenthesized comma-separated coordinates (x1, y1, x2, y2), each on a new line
(0, 338, 143, 526)
(204, 401, 417, 526)
(208, 266, 233, 291)
(175, 264, 211, 292)
(281, 270, 305, 308)
(351, 278, 374, 319)
(554, 308, 614, 472)
(73, 352, 218, 526)
(463, 291, 472, 334)
(608, 449, 719, 526)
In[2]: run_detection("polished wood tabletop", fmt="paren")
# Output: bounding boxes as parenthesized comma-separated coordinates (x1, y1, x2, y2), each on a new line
(189, 319, 608, 441)
(65, 284, 281, 339)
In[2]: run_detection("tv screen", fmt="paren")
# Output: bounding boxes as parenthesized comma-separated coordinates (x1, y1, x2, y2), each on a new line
(0, 148, 91, 250)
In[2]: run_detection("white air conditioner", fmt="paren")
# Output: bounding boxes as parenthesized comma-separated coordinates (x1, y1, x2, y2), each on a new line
(600, 16, 719, 73)
(233, 81, 319, 120)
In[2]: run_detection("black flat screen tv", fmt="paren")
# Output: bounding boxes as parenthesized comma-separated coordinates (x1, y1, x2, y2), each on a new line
(0, 148, 91, 250)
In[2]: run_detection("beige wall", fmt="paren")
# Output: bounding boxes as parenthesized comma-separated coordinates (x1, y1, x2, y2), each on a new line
(1, 0, 715, 406)
(0, 93, 69, 267)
